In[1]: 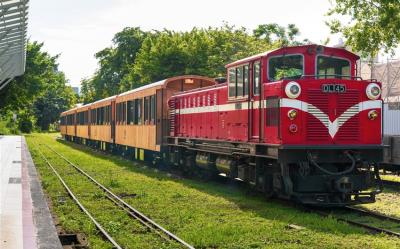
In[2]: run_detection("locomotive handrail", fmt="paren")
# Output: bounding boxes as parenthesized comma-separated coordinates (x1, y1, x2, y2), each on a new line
(300, 74, 364, 80)
(307, 151, 356, 176)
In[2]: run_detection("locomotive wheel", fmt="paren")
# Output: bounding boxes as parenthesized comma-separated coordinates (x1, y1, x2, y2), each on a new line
(182, 153, 197, 177)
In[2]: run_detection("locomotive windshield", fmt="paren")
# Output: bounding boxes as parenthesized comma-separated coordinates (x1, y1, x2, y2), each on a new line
(317, 56, 350, 79)
(268, 55, 303, 81)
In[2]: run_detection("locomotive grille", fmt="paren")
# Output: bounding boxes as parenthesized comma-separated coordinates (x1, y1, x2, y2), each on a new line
(307, 90, 329, 140)
(336, 90, 360, 141)
(306, 89, 360, 142)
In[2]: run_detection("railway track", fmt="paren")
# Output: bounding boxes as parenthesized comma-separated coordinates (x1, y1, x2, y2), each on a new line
(46, 139, 400, 241)
(381, 179, 400, 188)
(36, 143, 195, 249)
(312, 206, 400, 238)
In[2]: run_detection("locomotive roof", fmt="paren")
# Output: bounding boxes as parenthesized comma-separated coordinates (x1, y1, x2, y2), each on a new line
(225, 44, 360, 68)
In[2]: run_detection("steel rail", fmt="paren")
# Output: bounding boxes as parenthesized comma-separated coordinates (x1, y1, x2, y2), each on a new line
(311, 208, 400, 238)
(381, 179, 400, 187)
(35, 145, 123, 249)
(345, 206, 400, 224)
(42, 144, 195, 249)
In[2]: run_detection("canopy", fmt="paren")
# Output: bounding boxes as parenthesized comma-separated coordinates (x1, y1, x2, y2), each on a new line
(0, 0, 28, 91)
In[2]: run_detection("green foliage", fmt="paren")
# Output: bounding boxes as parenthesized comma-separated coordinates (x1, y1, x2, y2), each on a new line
(17, 110, 35, 133)
(253, 23, 309, 46)
(81, 24, 306, 103)
(81, 27, 149, 102)
(132, 25, 273, 85)
(0, 41, 76, 132)
(327, 0, 400, 57)
(0, 112, 18, 135)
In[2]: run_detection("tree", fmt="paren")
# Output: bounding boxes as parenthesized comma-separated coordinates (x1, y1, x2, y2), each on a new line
(132, 25, 275, 84)
(0, 41, 76, 132)
(34, 77, 76, 131)
(327, 0, 400, 57)
(81, 27, 149, 102)
(253, 23, 304, 46)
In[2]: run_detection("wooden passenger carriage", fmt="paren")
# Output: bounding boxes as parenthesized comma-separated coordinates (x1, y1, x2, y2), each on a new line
(60, 75, 216, 156)
(115, 75, 216, 152)
(76, 104, 90, 139)
(60, 108, 77, 137)
(89, 96, 116, 144)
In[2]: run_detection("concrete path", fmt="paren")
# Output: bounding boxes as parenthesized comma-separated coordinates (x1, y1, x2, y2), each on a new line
(0, 136, 62, 249)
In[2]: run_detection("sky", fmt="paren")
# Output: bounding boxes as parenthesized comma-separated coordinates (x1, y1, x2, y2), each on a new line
(28, 0, 339, 88)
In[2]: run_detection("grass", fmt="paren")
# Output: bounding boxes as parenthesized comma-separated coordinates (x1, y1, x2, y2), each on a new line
(359, 186, 400, 219)
(26, 133, 400, 249)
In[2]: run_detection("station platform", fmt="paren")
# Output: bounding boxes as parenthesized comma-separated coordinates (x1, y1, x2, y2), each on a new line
(0, 136, 62, 249)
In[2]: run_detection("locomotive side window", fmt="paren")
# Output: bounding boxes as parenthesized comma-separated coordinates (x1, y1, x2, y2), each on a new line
(228, 68, 236, 98)
(228, 65, 250, 98)
(317, 56, 350, 79)
(237, 67, 243, 97)
(268, 55, 303, 81)
(244, 65, 249, 96)
(253, 62, 260, 95)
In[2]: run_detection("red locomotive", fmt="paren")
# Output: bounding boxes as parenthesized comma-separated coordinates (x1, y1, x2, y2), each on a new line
(61, 45, 383, 206)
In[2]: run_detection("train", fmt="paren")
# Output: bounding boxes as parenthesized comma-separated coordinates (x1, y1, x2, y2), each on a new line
(60, 44, 384, 206)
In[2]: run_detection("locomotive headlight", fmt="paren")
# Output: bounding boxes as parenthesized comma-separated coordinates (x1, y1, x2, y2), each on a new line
(368, 110, 378, 120)
(288, 109, 298, 120)
(366, 83, 381, 100)
(285, 81, 301, 99)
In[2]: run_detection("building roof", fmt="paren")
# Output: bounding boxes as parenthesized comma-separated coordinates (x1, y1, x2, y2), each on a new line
(0, 0, 29, 91)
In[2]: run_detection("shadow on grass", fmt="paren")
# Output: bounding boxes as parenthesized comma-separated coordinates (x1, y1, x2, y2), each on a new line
(52, 138, 367, 237)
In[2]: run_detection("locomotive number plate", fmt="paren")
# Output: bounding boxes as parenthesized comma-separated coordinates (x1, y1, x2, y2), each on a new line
(321, 84, 346, 93)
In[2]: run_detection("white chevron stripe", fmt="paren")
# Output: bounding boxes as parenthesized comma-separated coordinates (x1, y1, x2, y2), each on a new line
(281, 98, 382, 138)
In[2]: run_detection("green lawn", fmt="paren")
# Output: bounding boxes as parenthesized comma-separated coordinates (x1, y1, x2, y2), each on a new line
(26, 133, 400, 249)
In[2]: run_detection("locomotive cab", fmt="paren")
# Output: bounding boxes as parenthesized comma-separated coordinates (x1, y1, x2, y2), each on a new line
(252, 45, 382, 205)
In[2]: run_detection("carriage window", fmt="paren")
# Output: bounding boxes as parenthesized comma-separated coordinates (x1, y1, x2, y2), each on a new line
(253, 62, 260, 95)
(150, 95, 156, 124)
(228, 68, 236, 98)
(107, 106, 111, 124)
(268, 55, 303, 81)
(317, 56, 350, 79)
(134, 99, 142, 125)
(91, 109, 95, 125)
(127, 101, 134, 125)
(144, 97, 150, 124)
(116, 104, 120, 124)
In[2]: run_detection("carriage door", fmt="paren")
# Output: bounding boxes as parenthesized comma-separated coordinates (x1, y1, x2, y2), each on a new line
(250, 61, 261, 140)
(111, 100, 116, 142)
